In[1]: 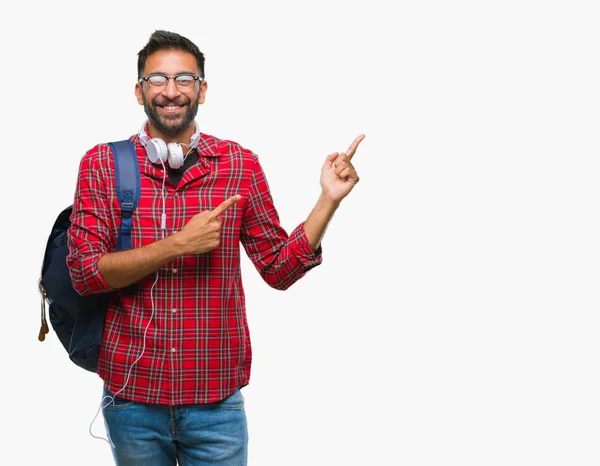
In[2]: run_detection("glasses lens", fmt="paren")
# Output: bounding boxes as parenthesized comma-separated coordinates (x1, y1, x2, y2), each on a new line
(175, 75, 196, 87)
(147, 75, 168, 86)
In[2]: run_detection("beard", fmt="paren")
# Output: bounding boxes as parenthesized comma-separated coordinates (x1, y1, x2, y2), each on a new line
(142, 90, 199, 136)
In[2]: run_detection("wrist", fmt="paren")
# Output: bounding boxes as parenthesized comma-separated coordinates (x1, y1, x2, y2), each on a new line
(164, 233, 187, 257)
(318, 191, 342, 211)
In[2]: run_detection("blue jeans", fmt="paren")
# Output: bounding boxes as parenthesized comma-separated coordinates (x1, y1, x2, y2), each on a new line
(102, 385, 248, 466)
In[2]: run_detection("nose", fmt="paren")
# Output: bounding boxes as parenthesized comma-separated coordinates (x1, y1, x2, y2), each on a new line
(162, 77, 180, 99)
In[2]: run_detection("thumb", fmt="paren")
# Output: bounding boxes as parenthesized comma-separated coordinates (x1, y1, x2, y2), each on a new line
(323, 152, 340, 169)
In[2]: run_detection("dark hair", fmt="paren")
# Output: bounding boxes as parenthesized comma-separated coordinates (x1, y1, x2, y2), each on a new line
(137, 30, 205, 79)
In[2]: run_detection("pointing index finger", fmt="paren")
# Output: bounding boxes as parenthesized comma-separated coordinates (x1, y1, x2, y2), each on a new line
(346, 134, 366, 160)
(211, 195, 242, 218)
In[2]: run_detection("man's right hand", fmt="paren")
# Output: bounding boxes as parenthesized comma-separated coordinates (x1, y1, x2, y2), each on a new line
(173, 195, 242, 255)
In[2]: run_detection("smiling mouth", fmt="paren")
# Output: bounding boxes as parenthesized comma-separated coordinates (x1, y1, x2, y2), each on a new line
(159, 104, 184, 113)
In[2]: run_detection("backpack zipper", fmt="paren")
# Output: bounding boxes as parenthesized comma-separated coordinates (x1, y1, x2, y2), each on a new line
(38, 279, 49, 342)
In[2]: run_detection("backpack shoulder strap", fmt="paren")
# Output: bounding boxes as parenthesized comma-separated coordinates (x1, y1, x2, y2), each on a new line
(108, 140, 140, 251)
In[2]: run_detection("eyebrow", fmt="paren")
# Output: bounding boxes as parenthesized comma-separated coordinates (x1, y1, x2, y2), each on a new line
(145, 71, 197, 76)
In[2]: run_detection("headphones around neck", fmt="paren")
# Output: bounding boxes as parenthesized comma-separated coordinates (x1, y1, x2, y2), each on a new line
(138, 120, 201, 169)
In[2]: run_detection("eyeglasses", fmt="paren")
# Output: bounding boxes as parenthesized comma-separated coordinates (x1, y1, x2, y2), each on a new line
(139, 73, 203, 89)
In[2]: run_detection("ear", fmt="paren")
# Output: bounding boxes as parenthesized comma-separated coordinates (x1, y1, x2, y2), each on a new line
(198, 80, 208, 105)
(135, 82, 144, 105)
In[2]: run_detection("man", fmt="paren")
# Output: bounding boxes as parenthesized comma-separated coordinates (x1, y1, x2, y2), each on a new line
(67, 29, 364, 466)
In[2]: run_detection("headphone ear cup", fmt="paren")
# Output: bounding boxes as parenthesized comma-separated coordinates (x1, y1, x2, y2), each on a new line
(146, 138, 168, 164)
(167, 143, 184, 169)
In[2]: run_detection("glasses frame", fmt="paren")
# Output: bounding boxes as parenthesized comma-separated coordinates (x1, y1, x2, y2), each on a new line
(138, 73, 203, 89)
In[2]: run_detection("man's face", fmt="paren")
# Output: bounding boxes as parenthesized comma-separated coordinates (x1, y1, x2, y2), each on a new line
(135, 50, 207, 136)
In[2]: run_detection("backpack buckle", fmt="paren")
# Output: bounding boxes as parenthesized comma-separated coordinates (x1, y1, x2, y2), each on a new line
(121, 202, 134, 218)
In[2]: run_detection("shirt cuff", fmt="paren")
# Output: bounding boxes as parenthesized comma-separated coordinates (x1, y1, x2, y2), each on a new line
(88, 254, 117, 294)
(291, 222, 323, 269)
(69, 251, 117, 296)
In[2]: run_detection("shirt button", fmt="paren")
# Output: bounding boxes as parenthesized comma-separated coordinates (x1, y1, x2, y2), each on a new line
(170, 348, 176, 353)
(171, 308, 177, 314)
(172, 268, 178, 274)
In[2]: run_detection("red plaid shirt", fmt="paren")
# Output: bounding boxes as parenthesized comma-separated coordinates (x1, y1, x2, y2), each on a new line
(66, 131, 322, 405)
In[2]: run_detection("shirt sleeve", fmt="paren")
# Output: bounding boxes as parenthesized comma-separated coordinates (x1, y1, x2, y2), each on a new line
(66, 147, 117, 296)
(240, 154, 322, 290)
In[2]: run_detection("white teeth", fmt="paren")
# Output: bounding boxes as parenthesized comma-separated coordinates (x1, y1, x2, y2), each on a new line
(164, 105, 181, 111)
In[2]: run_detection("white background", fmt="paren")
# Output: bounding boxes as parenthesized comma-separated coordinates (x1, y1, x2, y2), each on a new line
(2, 0, 600, 464)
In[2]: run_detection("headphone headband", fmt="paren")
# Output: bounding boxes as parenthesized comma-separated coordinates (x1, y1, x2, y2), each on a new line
(189, 122, 201, 149)
(138, 120, 201, 149)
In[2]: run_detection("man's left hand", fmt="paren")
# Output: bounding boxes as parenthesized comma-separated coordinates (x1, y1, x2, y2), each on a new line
(320, 134, 365, 203)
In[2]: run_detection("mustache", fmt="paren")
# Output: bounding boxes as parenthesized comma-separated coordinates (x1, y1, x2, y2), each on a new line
(152, 96, 190, 106)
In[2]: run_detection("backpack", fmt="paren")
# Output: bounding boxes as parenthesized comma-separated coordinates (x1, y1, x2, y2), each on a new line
(38, 140, 140, 372)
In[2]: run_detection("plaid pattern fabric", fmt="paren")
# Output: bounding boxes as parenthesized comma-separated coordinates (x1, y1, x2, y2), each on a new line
(67, 131, 322, 405)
